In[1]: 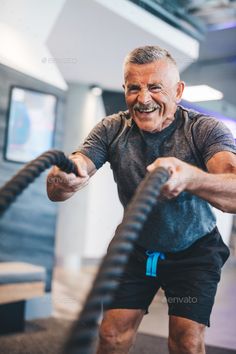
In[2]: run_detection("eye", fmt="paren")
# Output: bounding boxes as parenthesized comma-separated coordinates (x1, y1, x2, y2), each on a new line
(127, 85, 140, 93)
(149, 85, 162, 92)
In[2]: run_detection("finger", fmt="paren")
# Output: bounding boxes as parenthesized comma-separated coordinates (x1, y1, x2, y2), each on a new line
(48, 171, 77, 186)
(74, 164, 88, 178)
(160, 172, 177, 190)
(147, 161, 159, 172)
(161, 176, 183, 198)
(160, 186, 177, 199)
(69, 156, 88, 177)
(74, 179, 90, 192)
(67, 177, 90, 193)
(147, 160, 173, 174)
(69, 175, 89, 188)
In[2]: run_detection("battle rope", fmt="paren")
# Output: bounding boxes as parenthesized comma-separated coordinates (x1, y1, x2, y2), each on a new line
(0, 150, 78, 216)
(0, 150, 170, 354)
(63, 166, 170, 354)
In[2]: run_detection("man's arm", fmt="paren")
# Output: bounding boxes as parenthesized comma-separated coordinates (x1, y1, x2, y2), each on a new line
(147, 151, 236, 213)
(47, 152, 97, 202)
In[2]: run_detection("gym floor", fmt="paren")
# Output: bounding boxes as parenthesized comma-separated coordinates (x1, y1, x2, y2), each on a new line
(52, 256, 236, 351)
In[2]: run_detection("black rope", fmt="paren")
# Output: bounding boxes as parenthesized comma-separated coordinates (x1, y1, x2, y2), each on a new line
(0, 149, 170, 354)
(63, 166, 170, 354)
(0, 150, 78, 216)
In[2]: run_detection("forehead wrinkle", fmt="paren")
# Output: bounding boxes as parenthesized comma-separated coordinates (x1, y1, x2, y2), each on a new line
(125, 74, 164, 87)
(126, 80, 164, 90)
(124, 60, 180, 86)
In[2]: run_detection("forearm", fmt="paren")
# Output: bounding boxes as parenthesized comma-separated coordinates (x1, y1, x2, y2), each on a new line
(187, 169, 236, 213)
(147, 153, 236, 212)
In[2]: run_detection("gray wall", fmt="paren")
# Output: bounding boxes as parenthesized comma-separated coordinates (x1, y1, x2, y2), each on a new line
(55, 83, 90, 268)
(0, 63, 66, 291)
(55, 83, 123, 266)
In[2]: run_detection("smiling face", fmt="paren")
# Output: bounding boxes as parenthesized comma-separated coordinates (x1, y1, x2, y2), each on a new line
(123, 59, 185, 133)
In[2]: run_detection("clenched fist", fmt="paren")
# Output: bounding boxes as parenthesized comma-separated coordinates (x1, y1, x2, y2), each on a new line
(47, 153, 96, 202)
(147, 157, 202, 199)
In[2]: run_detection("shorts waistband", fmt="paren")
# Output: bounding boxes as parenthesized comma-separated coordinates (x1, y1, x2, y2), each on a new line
(135, 226, 218, 259)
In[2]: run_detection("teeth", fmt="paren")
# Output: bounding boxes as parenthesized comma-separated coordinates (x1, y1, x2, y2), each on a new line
(138, 108, 156, 113)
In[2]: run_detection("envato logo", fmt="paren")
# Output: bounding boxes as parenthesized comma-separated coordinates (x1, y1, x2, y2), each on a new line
(41, 57, 78, 64)
(47, 176, 77, 184)
(166, 296, 198, 304)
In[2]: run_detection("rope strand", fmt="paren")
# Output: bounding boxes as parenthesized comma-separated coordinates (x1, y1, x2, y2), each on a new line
(0, 149, 170, 354)
(0, 150, 78, 215)
(63, 167, 169, 354)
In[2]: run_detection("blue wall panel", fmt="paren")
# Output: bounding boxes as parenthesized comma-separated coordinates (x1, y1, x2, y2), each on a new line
(0, 64, 66, 291)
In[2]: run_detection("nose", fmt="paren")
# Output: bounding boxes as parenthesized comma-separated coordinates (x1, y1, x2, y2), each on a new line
(137, 88, 152, 105)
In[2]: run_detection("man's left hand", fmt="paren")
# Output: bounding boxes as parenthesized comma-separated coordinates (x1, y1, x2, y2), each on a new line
(147, 157, 201, 199)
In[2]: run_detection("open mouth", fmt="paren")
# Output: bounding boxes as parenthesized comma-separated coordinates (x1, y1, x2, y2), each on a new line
(136, 107, 157, 114)
(134, 104, 160, 115)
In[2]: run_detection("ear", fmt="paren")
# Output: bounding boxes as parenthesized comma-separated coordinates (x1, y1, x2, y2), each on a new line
(175, 81, 185, 103)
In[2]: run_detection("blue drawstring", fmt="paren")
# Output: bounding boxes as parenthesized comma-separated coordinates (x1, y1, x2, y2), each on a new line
(146, 251, 165, 277)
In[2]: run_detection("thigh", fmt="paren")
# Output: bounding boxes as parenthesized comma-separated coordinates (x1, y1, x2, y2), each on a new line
(163, 268, 220, 326)
(161, 227, 228, 326)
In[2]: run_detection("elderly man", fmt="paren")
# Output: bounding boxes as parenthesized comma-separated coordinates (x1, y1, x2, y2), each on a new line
(47, 46, 236, 354)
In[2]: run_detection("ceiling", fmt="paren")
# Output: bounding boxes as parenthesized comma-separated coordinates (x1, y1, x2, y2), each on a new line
(181, 25, 236, 106)
(130, 0, 236, 106)
(47, 0, 199, 92)
(185, 0, 236, 28)
(130, 0, 236, 36)
(47, 0, 236, 106)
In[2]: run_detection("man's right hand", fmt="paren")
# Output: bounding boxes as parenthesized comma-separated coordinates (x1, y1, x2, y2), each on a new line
(46, 153, 95, 202)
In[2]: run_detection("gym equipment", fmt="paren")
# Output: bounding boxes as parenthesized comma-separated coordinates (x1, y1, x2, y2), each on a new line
(0, 150, 78, 216)
(0, 149, 170, 353)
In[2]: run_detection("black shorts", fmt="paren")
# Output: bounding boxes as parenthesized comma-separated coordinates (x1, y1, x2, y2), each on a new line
(105, 227, 230, 326)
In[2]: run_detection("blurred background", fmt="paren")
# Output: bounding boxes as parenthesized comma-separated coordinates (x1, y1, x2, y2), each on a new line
(0, 0, 235, 352)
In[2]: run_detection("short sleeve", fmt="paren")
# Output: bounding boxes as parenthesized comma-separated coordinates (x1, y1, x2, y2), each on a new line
(73, 112, 126, 170)
(194, 117, 236, 164)
(74, 120, 109, 170)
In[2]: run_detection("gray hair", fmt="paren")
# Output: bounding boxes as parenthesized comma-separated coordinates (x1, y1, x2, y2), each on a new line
(124, 45, 177, 67)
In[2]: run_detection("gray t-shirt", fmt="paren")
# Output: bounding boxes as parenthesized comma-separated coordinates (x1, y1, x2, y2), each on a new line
(77, 105, 236, 252)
